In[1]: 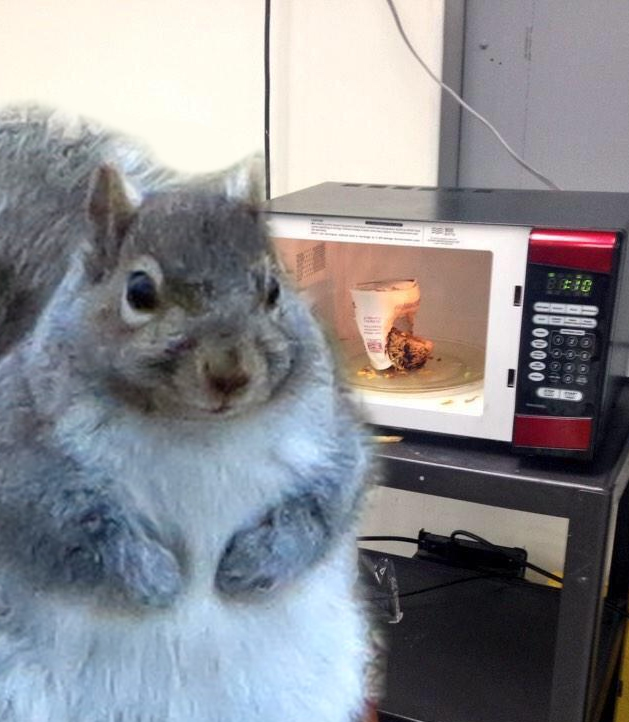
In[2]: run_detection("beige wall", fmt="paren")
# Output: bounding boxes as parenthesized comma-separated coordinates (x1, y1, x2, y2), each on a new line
(0, 0, 265, 172)
(0, 0, 443, 191)
(269, 0, 444, 195)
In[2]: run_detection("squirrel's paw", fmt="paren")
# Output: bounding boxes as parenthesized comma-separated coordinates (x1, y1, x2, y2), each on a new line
(109, 533, 183, 608)
(215, 494, 326, 598)
(214, 522, 281, 597)
(64, 508, 183, 608)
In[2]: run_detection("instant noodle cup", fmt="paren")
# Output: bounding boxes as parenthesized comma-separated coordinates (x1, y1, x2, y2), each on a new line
(350, 279, 420, 370)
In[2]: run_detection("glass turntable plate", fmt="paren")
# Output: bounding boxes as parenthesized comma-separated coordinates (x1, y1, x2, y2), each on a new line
(346, 338, 485, 393)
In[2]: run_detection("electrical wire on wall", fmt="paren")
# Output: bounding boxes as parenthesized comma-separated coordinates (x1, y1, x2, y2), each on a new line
(384, 0, 561, 190)
(264, 0, 562, 197)
(264, 0, 272, 200)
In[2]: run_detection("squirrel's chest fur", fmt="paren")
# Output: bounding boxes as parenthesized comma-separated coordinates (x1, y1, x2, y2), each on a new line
(0, 400, 366, 722)
(55, 395, 327, 577)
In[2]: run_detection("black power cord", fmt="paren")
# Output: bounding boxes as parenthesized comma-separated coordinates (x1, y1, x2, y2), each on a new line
(384, 0, 560, 190)
(449, 530, 629, 621)
(449, 530, 564, 585)
(358, 534, 507, 600)
(264, 0, 272, 200)
(397, 572, 504, 600)
(357, 530, 629, 619)
(359, 535, 419, 546)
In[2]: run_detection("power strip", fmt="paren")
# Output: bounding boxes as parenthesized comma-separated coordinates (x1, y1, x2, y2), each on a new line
(414, 530, 527, 577)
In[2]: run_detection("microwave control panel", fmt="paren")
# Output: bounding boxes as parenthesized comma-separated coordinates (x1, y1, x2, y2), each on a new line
(515, 267, 610, 419)
(513, 228, 619, 455)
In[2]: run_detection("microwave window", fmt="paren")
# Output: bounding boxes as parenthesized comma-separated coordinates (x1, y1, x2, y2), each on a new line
(546, 272, 594, 297)
(272, 238, 490, 405)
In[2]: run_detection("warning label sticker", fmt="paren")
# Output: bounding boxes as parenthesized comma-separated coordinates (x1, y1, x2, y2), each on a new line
(268, 214, 474, 249)
(308, 217, 424, 245)
(425, 225, 461, 246)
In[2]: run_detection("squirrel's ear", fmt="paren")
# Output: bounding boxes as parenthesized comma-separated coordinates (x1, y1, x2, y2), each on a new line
(220, 154, 265, 207)
(86, 164, 136, 278)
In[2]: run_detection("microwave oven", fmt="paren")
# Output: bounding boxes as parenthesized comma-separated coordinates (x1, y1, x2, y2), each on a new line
(263, 184, 629, 459)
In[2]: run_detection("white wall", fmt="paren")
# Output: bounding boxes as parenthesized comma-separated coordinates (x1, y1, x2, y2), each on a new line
(0, 0, 443, 189)
(0, 1, 568, 578)
(269, 0, 444, 195)
(0, 0, 265, 172)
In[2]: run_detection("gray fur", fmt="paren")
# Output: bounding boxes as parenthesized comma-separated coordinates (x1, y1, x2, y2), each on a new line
(216, 423, 365, 596)
(0, 106, 173, 357)
(0, 106, 369, 720)
(0, 105, 260, 356)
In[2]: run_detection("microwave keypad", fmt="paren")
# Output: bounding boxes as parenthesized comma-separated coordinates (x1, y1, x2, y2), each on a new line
(538, 330, 596, 386)
(527, 311, 597, 391)
(516, 265, 611, 419)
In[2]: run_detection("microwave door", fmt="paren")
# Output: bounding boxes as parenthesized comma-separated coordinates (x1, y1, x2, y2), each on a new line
(269, 218, 531, 444)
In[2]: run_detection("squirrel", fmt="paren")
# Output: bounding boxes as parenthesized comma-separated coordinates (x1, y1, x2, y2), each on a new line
(0, 106, 371, 722)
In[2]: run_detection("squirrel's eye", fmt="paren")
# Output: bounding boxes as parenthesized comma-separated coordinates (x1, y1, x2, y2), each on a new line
(126, 271, 159, 311)
(266, 275, 281, 308)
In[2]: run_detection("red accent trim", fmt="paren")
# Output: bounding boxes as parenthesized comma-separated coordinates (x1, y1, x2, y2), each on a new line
(513, 415, 592, 451)
(529, 229, 618, 274)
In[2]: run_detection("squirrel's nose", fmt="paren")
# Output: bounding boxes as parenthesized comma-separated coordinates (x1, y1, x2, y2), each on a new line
(202, 348, 250, 398)
(208, 372, 250, 397)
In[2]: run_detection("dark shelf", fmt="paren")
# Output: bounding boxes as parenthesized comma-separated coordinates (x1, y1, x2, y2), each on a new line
(373, 384, 629, 517)
(362, 552, 625, 722)
(365, 387, 629, 721)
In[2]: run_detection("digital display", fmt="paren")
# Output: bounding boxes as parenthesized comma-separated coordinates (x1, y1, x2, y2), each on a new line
(546, 272, 594, 298)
